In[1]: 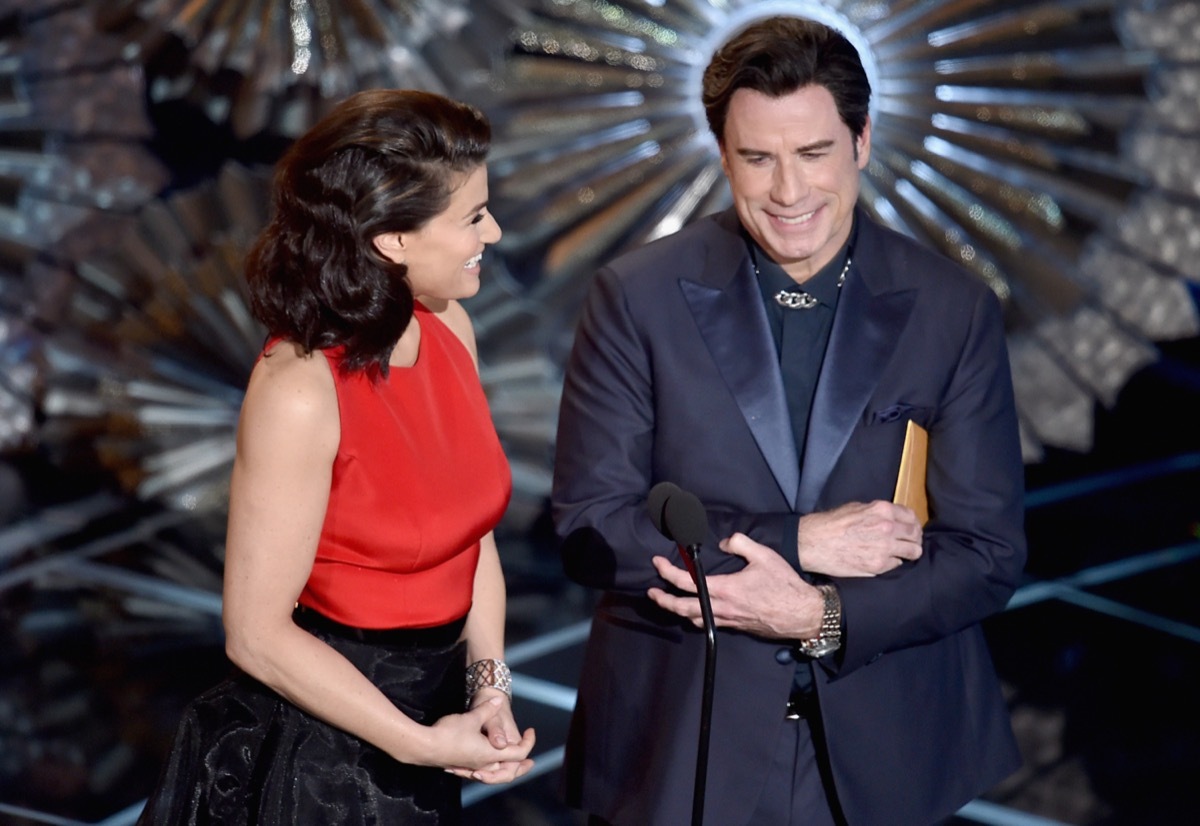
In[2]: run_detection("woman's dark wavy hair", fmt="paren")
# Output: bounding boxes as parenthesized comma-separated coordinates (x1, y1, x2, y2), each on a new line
(245, 88, 491, 378)
(702, 16, 870, 148)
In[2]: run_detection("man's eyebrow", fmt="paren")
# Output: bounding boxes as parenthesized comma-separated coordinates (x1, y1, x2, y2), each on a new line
(735, 139, 836, 157)
(462, 200, 488, 217)
(794, 139, 836, 153)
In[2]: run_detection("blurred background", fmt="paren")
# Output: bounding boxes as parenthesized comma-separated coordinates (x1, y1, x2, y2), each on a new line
(0, 1, 1197, 824)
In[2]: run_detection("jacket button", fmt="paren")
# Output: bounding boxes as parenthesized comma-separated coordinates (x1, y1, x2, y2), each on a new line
(775, 647, 794, 664)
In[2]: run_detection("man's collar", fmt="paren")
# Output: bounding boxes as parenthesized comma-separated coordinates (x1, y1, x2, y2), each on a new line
(744, 219, 856, 309)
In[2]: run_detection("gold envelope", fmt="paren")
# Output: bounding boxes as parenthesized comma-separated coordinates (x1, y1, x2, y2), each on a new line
(892, 420, 929, 526)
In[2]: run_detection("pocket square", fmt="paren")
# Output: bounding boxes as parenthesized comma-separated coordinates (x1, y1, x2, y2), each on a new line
(867, 403, 931, 425)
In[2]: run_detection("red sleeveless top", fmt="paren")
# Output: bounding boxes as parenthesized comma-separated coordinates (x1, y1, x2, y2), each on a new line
(296, 303, 511, 628)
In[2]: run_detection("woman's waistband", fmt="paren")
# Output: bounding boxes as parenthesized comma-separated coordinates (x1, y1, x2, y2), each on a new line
(293, 604, 466, 648)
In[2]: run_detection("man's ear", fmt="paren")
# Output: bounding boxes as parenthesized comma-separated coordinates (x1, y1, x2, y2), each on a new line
(717, 142, 731, 180)
(373, 232, 405, 264)
(855, 115, 872, 168)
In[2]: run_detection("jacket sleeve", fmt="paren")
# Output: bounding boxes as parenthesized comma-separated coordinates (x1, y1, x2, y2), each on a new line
(552, 266, 799, 593)
(830, 286, 1027, 677)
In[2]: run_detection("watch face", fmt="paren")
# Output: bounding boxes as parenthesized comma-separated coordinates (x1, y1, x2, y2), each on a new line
(801, 638, 840, 658)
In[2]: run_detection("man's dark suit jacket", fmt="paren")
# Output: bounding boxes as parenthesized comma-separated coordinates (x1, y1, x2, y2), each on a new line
(551, 207, 1026, 826)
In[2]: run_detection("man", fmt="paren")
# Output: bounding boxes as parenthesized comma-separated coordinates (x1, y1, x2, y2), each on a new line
(551, 16, 1025, 826)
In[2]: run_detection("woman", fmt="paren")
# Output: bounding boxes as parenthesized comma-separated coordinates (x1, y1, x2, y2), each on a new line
(139, 89, 535, 824)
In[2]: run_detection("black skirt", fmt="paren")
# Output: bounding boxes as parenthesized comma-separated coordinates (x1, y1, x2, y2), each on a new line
(137, 608, 468, 826)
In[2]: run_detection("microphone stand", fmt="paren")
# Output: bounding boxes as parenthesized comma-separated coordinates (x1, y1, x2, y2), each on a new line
(678, 542, 716, 826)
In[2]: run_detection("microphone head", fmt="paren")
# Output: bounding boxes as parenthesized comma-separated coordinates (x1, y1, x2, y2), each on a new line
(663, 488, 708, 548)
(646, 481, 681, 535)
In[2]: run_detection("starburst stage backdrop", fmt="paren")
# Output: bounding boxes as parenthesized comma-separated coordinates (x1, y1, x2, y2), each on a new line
(0, 0, 1198, 820)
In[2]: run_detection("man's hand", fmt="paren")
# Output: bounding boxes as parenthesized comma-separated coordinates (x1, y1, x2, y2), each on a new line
(647, 532, 824, 640)
(797, 500, 923, 577)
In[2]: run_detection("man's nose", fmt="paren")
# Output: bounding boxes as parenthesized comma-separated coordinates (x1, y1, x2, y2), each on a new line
(770, 161, 808, 204)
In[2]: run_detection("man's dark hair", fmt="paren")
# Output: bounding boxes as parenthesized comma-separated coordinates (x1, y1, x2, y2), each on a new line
(245, 89, 491, 378)
(702, 16, 871, 146)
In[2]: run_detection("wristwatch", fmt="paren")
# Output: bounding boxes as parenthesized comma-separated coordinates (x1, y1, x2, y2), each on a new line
(798, 584, 842, 658)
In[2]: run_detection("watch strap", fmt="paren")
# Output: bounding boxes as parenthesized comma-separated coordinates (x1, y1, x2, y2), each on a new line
(798, 584, 842, 657)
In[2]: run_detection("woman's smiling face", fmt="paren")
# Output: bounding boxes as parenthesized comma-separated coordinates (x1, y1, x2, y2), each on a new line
(374, 164, 501, 303)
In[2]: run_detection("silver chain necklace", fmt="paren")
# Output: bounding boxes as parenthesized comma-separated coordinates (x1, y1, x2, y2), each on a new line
(768, 256, 851, 310)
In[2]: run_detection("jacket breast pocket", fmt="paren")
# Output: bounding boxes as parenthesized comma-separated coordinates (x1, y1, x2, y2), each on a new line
(836, 407, 933, 501)
(864, 403, 934, 428)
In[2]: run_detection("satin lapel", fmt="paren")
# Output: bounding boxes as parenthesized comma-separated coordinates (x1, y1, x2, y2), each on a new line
(681, 259, 799, 505)
(796, 260, 918, 513)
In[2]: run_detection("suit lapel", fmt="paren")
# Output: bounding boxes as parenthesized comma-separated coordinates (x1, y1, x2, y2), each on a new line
(797, 215, 918, 513)
(679, 213, 800, 505)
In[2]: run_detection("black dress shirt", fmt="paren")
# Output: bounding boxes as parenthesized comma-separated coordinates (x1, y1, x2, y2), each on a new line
(749, 228, 855, 695)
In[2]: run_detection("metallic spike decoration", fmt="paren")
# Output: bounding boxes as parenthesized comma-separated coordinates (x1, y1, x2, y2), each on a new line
(0, 0, 170, 459)
(0, 316, 37, 453)
(0, 5, 221, 813)
(94, 0, 473, 139)
(40, 161, 270, 512)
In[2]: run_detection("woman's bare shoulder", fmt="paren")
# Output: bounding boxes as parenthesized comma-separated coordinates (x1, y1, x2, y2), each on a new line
(242, 341, 339, 438)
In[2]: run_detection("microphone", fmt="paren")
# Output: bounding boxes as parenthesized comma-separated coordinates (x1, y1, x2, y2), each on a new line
(648, 481, 707, 585)
(646, 480, 679, 537)
(645, 482, 715, 826)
